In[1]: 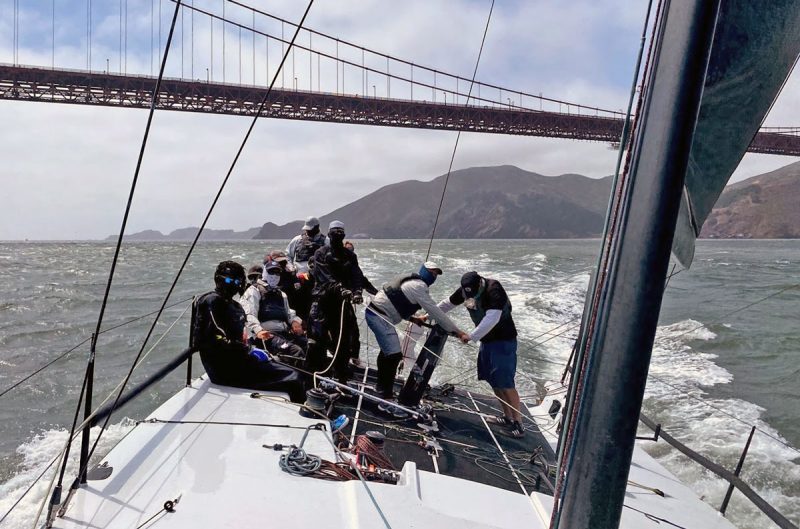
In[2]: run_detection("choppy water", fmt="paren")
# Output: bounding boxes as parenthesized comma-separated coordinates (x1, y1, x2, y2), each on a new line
(0, 239, 797, 528)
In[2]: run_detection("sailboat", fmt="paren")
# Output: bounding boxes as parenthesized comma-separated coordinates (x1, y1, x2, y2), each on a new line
(3, 1, 799, 528)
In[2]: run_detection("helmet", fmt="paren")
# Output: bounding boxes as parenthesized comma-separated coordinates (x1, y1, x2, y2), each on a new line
(214, 260, 246, 297)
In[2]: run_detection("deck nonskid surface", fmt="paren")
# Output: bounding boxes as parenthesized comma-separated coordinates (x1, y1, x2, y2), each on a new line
(338, 367, 556, 495)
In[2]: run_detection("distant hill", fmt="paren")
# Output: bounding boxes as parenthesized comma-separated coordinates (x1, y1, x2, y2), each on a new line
(701, 161, 800, 239)
(110, 226, 261, 241)
(113, 162, 800, 241)
(255, 166, 614, 239)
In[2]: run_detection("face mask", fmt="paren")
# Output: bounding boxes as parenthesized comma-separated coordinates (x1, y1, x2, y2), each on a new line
(329, 229, 346, 247)
(418, 265, 437, 286)
(265, 274, 281, 288)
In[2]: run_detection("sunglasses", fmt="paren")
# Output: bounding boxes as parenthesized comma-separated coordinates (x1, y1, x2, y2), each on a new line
(223, 276, 242, 286)
(266, 269, 281, 276)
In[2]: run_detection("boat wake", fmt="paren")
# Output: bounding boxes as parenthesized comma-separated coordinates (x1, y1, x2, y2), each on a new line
(0, 420, 135, 529)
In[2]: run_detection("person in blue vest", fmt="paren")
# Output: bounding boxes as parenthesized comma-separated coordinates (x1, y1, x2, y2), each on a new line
(366, 262, 469, 400)
(438, 271, 524, 438)
(240, 259, 307, 361)
(193, 260, 305, 402)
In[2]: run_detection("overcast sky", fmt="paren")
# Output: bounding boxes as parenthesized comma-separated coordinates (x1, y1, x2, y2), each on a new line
(1, 0, 798, 240)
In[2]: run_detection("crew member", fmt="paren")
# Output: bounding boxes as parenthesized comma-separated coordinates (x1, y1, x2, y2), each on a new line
(247, 264, 263, 286)
(286, 216, 325, 319)
(240, 259, 307, 361)
(266, 250, 302, 312)
(192, 260, 304, 402)
(306, 221, 364, 382)
(439, 271, 524, 437)
(366, 262, 469, 399)
(286, 216, 326, 274)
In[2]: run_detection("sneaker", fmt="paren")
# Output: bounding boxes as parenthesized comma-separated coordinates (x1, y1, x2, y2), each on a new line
(377, 401, 410, 419)
(508, 421, 525, 439)
(487, 415, 514, 427)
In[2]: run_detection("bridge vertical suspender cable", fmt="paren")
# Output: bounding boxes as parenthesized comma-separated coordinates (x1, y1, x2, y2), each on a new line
(36, 4, 184, 527)
(76, 0, 316, 488)
(425, 0, 495, 260)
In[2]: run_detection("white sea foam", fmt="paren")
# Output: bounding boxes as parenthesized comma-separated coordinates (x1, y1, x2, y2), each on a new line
(0, 420, 135, 529)
(641, 319, 800, 528)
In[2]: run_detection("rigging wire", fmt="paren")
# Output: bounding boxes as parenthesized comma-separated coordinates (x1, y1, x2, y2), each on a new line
(648, 375, 800, 455)
(551, 0, 659, 524)
(665, 281, 798, 343)
(312, 299, 347, 388)
(0, 296, 194, 400)
(225, 0, 622, 117)
(177, 1, 524, 123)
(40, 5, 184, 527)
(11, 305, 191, 524)
(467, 391, 528, 495)
(320, 429, 393, 529)
(425, 0, 495, 260)
(75, 0, 316, 496)
(17, 302, 191, 527)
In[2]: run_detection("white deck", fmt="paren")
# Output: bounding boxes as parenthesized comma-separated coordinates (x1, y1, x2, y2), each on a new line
(528, 388, 737, 529)
(53, 377, 738, 529)
(54, 378, 548, 529)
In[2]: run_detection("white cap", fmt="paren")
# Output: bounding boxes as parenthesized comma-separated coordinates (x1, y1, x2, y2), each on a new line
(329, 220, 345, 230)
(302, 216, 320, 230)
(423, 261, 443, 274)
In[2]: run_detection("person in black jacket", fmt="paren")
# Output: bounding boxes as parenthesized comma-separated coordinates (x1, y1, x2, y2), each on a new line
(193, 260, 305, 402)
(306, 221, 364, 382)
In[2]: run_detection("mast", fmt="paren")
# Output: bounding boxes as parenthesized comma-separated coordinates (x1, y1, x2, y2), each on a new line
(552, 2, 721, 528)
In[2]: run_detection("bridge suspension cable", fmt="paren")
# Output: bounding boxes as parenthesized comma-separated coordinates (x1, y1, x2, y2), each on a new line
(222, 0, 623, 118)
(3, 1, 800, 152)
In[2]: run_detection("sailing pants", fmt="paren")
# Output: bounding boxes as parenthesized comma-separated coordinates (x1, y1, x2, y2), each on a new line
(306, 296, 360, 381)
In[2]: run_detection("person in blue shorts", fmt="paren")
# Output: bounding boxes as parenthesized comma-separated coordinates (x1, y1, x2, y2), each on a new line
(438, 271, 524, 438)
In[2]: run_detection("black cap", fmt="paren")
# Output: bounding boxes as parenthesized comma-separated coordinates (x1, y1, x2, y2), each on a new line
(460, 271, 482, 297)
(247, 265, 263, 279)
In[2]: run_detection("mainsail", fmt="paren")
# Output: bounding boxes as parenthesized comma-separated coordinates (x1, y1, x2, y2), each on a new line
(672, 1, 800, 267)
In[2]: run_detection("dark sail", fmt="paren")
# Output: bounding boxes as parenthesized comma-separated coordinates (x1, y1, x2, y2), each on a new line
(673, 2, 800, 267)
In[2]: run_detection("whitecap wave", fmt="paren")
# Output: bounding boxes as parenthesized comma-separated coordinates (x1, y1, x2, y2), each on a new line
(0, 420, 136, 529)
(642, 318, 800, 528)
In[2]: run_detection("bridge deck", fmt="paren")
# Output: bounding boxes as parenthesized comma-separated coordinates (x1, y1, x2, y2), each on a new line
(2, 64, 798, 155)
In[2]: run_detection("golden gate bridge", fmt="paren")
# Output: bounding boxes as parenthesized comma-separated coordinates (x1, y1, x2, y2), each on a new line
(2, 0, 798, 155)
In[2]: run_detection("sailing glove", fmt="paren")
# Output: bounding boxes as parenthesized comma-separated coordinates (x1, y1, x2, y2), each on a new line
(249, 348, 271, 362)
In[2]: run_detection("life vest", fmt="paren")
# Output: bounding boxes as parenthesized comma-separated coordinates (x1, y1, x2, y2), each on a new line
(466, 280, 513, 329)
(257, 285, 290, 324)
(293, 232, 326, 263)
(383, 274, 423, 319)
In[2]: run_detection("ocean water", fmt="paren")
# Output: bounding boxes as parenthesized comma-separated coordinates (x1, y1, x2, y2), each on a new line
(0, 239, 797, 528)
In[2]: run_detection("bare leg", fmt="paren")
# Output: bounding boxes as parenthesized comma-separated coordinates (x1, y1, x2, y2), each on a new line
(493, 388, 514, 419)
(495, 388, 523, 423)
